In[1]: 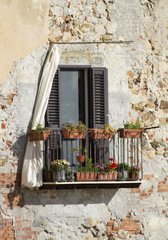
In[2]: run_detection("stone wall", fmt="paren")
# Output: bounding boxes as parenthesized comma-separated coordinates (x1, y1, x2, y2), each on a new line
(0, 0, 168, 239)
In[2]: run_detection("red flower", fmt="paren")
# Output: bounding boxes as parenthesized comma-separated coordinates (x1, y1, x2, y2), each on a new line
(109, 158, 114, 162)
(110, 163, 117, 169)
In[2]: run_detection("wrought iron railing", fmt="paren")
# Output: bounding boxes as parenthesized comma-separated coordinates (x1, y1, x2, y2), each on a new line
(43, 129, 143, 182)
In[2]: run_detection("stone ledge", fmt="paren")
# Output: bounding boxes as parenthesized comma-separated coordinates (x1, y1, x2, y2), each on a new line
(40, 181, 142, 189)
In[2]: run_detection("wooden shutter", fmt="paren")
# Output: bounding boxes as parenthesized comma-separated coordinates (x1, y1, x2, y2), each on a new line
(89, 68, 109, 162)
(46, 68, 60, 127)
(90, 68, 108, 128)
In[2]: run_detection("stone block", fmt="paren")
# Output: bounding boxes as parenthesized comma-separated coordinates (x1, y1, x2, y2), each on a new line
(0, 158, 5, 166)
(160, 100, 168, 109)
(159, 118, 167, 126)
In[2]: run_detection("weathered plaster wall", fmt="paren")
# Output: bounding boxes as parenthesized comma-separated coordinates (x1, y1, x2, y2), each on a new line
(0, 0, 168, 240)
(0, 0, 49, 83)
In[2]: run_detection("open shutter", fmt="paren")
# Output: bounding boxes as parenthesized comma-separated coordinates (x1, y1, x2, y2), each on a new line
(46, 68, 60, 128)
(90, 68, 108, 128)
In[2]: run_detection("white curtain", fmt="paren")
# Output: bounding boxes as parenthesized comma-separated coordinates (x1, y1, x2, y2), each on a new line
(21, 44, 60, 190)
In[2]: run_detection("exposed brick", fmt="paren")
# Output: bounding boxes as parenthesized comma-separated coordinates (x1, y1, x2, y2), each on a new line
(1, 123, 5, 129)
(106, 219, 141, 237)
(130, 188, 140, 193)
(144, 174, 154, 180)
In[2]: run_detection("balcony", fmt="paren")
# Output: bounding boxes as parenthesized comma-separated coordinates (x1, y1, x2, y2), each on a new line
(41, 128, 143, 189)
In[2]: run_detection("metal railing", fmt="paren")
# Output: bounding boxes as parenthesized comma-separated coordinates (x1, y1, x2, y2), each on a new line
(43, 129, 143, 182)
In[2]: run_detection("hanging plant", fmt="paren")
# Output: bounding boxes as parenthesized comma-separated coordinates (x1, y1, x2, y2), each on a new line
(28, 123, 50, 141)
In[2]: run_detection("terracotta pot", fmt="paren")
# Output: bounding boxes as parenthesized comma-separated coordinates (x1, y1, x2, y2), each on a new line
(119, 128, 143, 138)
(76, 155, 85, 163)
(28, 130, 50, 141)
(97, 172, 118, 181)
(62, 129, 86, 139)
(129, 172, 138, 180)
(84, 172, 97, 181)
(76, 172, 97, 181)
(43, 172, 52, 182)
(90, 129, 115, 139)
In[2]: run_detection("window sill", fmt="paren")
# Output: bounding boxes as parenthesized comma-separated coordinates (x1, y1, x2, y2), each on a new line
(40, 180, 142, 189)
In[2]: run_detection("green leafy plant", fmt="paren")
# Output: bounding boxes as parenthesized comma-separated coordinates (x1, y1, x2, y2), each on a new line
(62, 121, 87, 132)
(50, 159, 70, 171)
(129, 166, 140, 174)
(43, 167, 51, 173)
(73, 146, 87, 155)
(103, 124, 116, 134)
(35, 123, 49, 132)
(117, 163, 129, 171)
(123, 120, 142, 129)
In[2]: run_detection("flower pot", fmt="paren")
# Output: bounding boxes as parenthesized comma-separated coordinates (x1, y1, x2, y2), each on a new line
(76, 155, 85, 163)
(28, 130, 51, 141)
(76, 172, 97, 181)
(62, 129, 86, 139)
(119, 129, 143, 138)
(90, 129, 115, 139)
(52, 170, 66, 182)
(76, 172, 85, 181)
(117, 170, 129, 180)
(43, 172, 52, 182)
(66, 172, 75, 182)
(84, 172, 97, 181)
(129, 172, 138, 180)
(97, 172, 118, 181)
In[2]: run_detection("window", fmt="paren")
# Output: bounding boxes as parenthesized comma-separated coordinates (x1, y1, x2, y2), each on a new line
(46, 66, 108, 129)
(45, 65, 109, 163)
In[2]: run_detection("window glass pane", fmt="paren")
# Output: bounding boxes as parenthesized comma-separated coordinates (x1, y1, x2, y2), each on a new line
(60, 71, 79, 126)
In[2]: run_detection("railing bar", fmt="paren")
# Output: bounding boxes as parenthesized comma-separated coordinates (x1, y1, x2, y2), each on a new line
(133, 138, 136, 166)
(61, 137, 63, 160)
(123, 138, 125, 165)
(113, 136, 115, 160)
(137, 138, 139, 168)
(71, 141, 73, 168)
(66, 141, 68, 162)
(104, 139, 105, 163)
(98, 140, 100, 164)
(120, 139, 123, 163)
(127, 138, 129, 166)
(141, 137, 143, 179)
(118, 133, 120, 165)
(131, 138, 133, 166)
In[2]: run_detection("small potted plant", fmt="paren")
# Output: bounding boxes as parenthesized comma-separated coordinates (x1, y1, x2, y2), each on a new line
(117, 163, 129, 180)
(28, 123, 50, 141)
(50, 159, 70, 182)
(129, 166, 140, 180)
(76, 157, 97, 181)
(108, 158, 118, 180)
(66, 169, 75, 182)
(73, 146, 87, 163)
(43, 167, 52, 182)
(62, 121, 87, 139)
(90, 124, 116, 139)
(96, 159, 117, 181)
(119, 120, 144, 138)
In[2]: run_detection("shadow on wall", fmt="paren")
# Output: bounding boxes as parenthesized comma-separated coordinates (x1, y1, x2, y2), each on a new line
(12, 134, 28, 172)
(22, 188, 117, 206)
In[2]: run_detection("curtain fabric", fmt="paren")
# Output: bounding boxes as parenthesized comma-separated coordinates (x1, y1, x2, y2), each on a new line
(21, 44, 60, 190)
